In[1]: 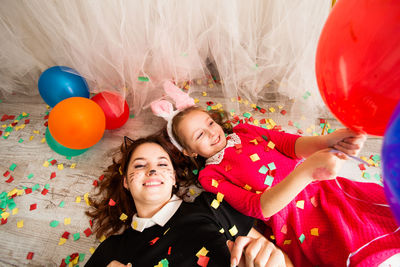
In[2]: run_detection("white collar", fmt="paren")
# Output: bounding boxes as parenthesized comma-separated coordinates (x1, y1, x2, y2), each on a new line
(206, 133, 241, 166)
(131, 195, 182, 232)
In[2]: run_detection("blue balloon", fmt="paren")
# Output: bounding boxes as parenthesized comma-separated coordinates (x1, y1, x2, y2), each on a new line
(38, 66, 90, 107)
(382, 101, 400, 225)
(45, 127, 89, 157)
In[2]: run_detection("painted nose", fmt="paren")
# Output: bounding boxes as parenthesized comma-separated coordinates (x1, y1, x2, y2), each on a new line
(147, 169, 156, 176)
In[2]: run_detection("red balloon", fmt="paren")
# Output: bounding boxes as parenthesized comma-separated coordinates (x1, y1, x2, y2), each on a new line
(316, 0, 400, 136)
(91, 91, 129, 130)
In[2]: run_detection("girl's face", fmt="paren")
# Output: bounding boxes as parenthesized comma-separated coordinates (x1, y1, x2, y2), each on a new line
(124, 142, 176, 207)
(176, 110, 227, 158)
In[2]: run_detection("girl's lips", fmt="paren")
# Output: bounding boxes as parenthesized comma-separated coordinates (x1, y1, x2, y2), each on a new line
(212, 136, 220, 145)
(143, 180, 163, 187)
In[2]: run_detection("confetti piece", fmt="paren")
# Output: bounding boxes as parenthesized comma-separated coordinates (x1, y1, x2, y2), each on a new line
(132, 220, 138, 230)
(27, 173, 34, 179)
(211, 199, 220, 209)
(3, 170, 10, 177)
(211, 179, 219, 188)
(224, 164, 232, 172)
(41, 189, 49, 195)
(138, 76, 149, 82)
(358, 164, 366, 171)
(99, 235, 106, 242)
(70, 163, 76, 168)
(281, 224, 287, 234)
(229, 225, 238, 236)
(84, 228, 92, 237)
(216, 192, 224, 202)
(243, 184, 252, 191)
(43, 161, 50, 167)
(310, 196, 318, 207)
(89, 247, 95, 254)
(58, 238, 67, 245)
(9, 163, 17, 171)
(58, 164, 64, 170)
(12, 208, 18, 215)
(120, 213, 128, 221)
(264, 175, 274, 186)
(62, 231, 70, 239)
(84, 192, 90, 206)
(5, 176, 14, 183)
(30, 204, 37, 211)
(108, 198, 116, 206)
(75, 196, 81, 203)
(73, 233, 80, 241)
(284, 240, 292, 245)
(25, 188, 32, 194)
(202, 92, 207, 96)
(17, 220, 24, 228)
(299, 234, 305, 243)
(311, 228, 319, 236)
(259, 165, 268, 174)
(192, 169, 199, 175)
(1, 212, 10, 220)
(197, 256, 210, 267)
(50, 220, 59, 227)
(219, 228, 225, 233)
(149, 237, 160, 245)
(249, 153, 260, 162)
(64, 218, 71, 225)
(267, 162, 276, 170)
(59, 201, 65, 208)
(196, 247, 209, 257)
(296, 200, 305, 209)
(26, 252, 34, 260)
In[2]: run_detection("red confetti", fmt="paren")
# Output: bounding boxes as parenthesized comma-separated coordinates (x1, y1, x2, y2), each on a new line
(92, 180, 98, 187)
(0, 131, 2, 136)
(234, 144, 242, 150)
(206, 101, 214, 106)
(26, 252, 34, 260)
(11, 122, 17, 127)
(280, 110, 287, 115)
(1, 218, 7, 225)
(50, 172, 56, 179)
(25, 119, 30, 124)
(297, 129, 303, 135)
(25, 188, 32, 194)
(3, 170, 10, 177)
(50, 160, 57, 165)
(108, 198, 116, 206)
(43, 115, 49, 120)
(62, 231, 70, 239)
(5, 176, 14, 183)
(256, 136, 263, 143)
(235, 149, 242, 154)
(60, 259, 67, 267)
(264, 146, 270, 152)
(225, 165, 232, 172)
(168, 246, 172, 255)
(84, 227, 92, 237)
(149, 237, 160, 245)
(99, 174, 104, 181)
(268, 169, 276, 177)
(197, 255, 210, 267)
(41, 189, 49, 195)
(44, 121, 48, 127)
(320, 119, 326, 124)
(259, 119, 266, 124)
(260, 108, 266, 114)
(249, 117, 254, 122)
(1, 115, 8, 121)
(70, 253, 79, 261)
(89, 219, 93, 227)
(358, 164, 366, 171)
(30, 203, 37, 211)
(288, 120, 293, 126)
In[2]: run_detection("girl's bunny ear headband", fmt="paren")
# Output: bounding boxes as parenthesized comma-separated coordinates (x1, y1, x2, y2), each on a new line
(151, 81, 195, 151)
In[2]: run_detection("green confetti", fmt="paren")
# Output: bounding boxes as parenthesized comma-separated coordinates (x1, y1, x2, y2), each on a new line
(9, 163, 17, 171)
(320, 123, 326, 128)
(27, 173, 34, 179)
(264, 175, 274, 186)
(7, 198, 16, 210)
(267, 162, 276, 171)
(161, 259, 169, 267)
(374, 173, 381, 181)
(206, 106, 212, 111)
(258, 166, 268, 175)
(294, 122, 301, 129)
(192, 169, 199, 175)
(44, 184, 50, 190)
(129, 114, 135, 119)
(138, 76, 149, 82)
(18, 138, 24, 143)
(73, 233, 80, 241)
(50, 220, 59, 227)
(372, 155, 381, 162)
(59, 201, 65, 208)
(261, 135, 268, 141)
(299, 233, 305, 243)
(0, 100, 2, 103)
(65, 256, 71, 264)
(243, 112, 252, 119)
(79, 253, 86, 262)
(45, 111, 50, 116)
(362, 172, 371, 179)
(32, 184, 40, 191)
(66, 156, 72, 160)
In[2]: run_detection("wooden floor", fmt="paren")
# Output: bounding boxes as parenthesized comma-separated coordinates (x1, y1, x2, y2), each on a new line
(0, 88, 383, 266)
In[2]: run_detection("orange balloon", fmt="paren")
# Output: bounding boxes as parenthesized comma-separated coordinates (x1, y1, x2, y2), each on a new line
(48, 97, 106, 149)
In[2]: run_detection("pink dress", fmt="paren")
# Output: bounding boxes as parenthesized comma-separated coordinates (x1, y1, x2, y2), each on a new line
(199, 123, 400, 266)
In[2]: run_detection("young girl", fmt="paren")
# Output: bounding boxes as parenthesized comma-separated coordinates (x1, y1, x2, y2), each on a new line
(85, 133, 292, 267)
(151, 82, 400, 266)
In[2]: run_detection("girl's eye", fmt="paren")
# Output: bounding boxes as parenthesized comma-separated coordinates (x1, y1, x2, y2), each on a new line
(134, 164, 145, 169)
(159, 163, 168, 167)
(209, 121, 214, 126)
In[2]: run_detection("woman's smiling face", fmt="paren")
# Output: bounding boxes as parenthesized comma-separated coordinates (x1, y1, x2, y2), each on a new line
(124, 142, 176, 207)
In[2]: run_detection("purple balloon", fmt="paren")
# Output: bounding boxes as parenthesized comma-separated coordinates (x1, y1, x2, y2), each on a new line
(382, 102, 400, 225)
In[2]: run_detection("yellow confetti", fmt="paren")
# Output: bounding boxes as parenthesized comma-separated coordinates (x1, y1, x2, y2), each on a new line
(250, 153, 260, 162)
(216, 192, 224, 202)
(8, 188, 18, 197)
(211, 179, 219, 188)
(70, 163, 76, 169)
(41, 138, 46, 143)
(29, 135, 34, 141)
(33, 130, 39, 134)
(64, 217, 71, 225)
(99, 235, 106, 242)
(268, 119, 277, 127)
(256, 191, 263, 194)
(229, 225, 238, 236)
(253, 119, 259, 126)
(132, 220, 138, 230)
(89, 247, 96, 254)
(296, 200, 305, 209)
(231, 97, 236, 102)
(270, 235, 275, 240)
(12, 208, 18, 215)
(219, 228, 225, 233)
(163, 227, 170, 235)
(243, 184, 252, 191)
(194, 98, 200, 104)
(17, 220, 24, 228)
(58, 237, 67, 245)
(58, 164, 64, 170)
(120, 213, 128, 221)
(211, 199, 220, 209)
(250, 104, 257, 109)
(84, 192, 90, 206)
(250, 139, 259, 145)
(1, 212, 10, 219)
(22, 112, 28, 117)
(267, 141, 275, 149)
(75, 196, 81, 203)
(189, 188, 196, 195)
(196, 247, 209, 257)
(284, 240, 292, 245)
(43, 161, 50, 167)
(202, 91, 207, 96)
(71, 256, 79, 265)
(1, 124, 6, 128)
(278, 105, 283, 109)
(269, 107, 276, 113)
(208, 84, 214, 89)
(311, 228, 319, 236)
(244, 100, 249, 105)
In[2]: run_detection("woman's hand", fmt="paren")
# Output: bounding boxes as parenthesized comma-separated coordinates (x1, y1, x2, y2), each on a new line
(227, 237, 291, 267)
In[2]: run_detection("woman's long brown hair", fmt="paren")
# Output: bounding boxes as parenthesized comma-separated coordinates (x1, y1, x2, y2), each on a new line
(86, 130, 197, 239)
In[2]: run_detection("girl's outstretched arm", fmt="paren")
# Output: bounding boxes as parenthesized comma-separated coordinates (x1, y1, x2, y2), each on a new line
(294, 128, 366, 158)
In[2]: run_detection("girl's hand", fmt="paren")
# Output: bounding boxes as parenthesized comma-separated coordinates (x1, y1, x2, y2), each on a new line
(299, 148, 346, 181)
(107, 261, 132, 267)
(324, 128, 367, 157)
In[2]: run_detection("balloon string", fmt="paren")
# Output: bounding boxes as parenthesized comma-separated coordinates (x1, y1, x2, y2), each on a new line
(335, 178, 389, 207)
(346, 226, 400, 267)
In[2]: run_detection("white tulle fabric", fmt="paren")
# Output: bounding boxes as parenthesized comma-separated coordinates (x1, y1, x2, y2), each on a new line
(0, 0, 331, 114)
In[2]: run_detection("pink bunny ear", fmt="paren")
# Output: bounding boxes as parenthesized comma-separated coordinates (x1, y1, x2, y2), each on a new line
(163, 81, 195, 110)
(151, 100, 174, 119)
